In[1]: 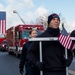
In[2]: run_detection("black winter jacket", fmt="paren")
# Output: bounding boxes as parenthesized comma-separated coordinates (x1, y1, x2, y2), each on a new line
(27, 27, 73, 71)
(70, 30, 75, 37)
(70, 30, 75, 52)
(19, 41, 32, 69)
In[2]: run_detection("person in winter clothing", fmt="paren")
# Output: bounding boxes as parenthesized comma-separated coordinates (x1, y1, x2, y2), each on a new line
(19, 29, 39, 75)
(70, 30, 75, 55)
(27, 13, 73, 75)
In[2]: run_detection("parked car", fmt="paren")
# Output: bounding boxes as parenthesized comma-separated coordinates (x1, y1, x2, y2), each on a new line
(0, 40, 7, 51)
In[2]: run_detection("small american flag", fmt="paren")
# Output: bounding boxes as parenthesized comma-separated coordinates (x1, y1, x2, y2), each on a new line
(0, 12, 6, 34)
(58, 26, 72, 49)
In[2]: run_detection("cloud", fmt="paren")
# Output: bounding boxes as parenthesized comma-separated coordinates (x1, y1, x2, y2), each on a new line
(35, 6, 49, 17)
(64, 22, 75, 33)
(0, 3, 5, 11)
(22, 6, 49, 24)
(6, 0, 34, 11)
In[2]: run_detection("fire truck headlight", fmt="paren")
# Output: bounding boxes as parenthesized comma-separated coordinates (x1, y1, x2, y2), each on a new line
(2, 44, 4, 47)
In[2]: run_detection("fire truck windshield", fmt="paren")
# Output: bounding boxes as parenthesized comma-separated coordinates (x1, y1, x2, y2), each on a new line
(22, 30, 44, 39)
(37, 30, 44, 35)
(0, 34, 6, 38)
(22, 31, 29, 39)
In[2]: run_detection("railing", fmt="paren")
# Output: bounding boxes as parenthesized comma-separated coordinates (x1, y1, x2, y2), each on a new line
(29, 37, 75, 75)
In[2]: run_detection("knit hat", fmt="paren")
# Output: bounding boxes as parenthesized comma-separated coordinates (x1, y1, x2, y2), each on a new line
(48, 13, 60, 25)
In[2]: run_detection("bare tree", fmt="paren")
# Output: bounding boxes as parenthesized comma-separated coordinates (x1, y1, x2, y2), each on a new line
(36, 14, 49, 29)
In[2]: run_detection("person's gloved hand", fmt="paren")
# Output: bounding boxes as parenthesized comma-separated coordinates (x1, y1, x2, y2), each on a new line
(36, 61, 44, 71)
(19, 68, 24, 74)
(19, 64, 24, 75)
(65, 59, 71, 67)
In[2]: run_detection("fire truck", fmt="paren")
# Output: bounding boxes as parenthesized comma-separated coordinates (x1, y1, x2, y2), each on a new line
(6, 24, 45, 57)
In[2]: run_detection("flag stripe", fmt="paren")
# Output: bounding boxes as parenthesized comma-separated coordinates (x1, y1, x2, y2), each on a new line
(64, 36, 68, 47)
(65, 36, 70, 48)
(2, 20, 6, 34)
(0, 20, 2, 33)
(62, 36, 65, 45)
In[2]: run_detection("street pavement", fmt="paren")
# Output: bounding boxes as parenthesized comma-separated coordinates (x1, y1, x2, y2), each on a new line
(69, 57, 75, 75)
(0, 52, 22, 75)
(0, 52, 75, 75)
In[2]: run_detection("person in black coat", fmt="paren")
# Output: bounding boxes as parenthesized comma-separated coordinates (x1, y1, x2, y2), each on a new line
(70, 30, 75, 55)
(19, 29, 39, 75)
(27, 13, 73, 75)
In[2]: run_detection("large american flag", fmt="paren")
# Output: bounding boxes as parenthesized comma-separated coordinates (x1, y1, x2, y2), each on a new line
(0, 12, 6, 34)
(58, 26, 72, 49)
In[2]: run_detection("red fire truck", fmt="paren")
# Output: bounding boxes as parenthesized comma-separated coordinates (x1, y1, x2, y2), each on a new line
(6, 24, 44, 57)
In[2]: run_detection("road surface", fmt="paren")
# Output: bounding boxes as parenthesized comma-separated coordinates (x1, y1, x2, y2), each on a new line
(0, 52, 75, 75)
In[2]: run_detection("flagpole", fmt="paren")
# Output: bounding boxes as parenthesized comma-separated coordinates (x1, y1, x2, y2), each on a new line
(62, 23, 68, 75)
(65, 48, 68, 75)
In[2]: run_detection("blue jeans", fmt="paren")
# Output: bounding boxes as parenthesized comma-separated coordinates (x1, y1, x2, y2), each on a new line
(43, 71, 66, 75)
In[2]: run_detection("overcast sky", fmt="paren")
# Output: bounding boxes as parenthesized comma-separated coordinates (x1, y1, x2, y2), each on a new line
(0, 0, 75, 32)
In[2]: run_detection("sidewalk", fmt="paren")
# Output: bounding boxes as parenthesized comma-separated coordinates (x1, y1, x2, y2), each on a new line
(69, 56, 75, 75)
(69, 70, 75, 75)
